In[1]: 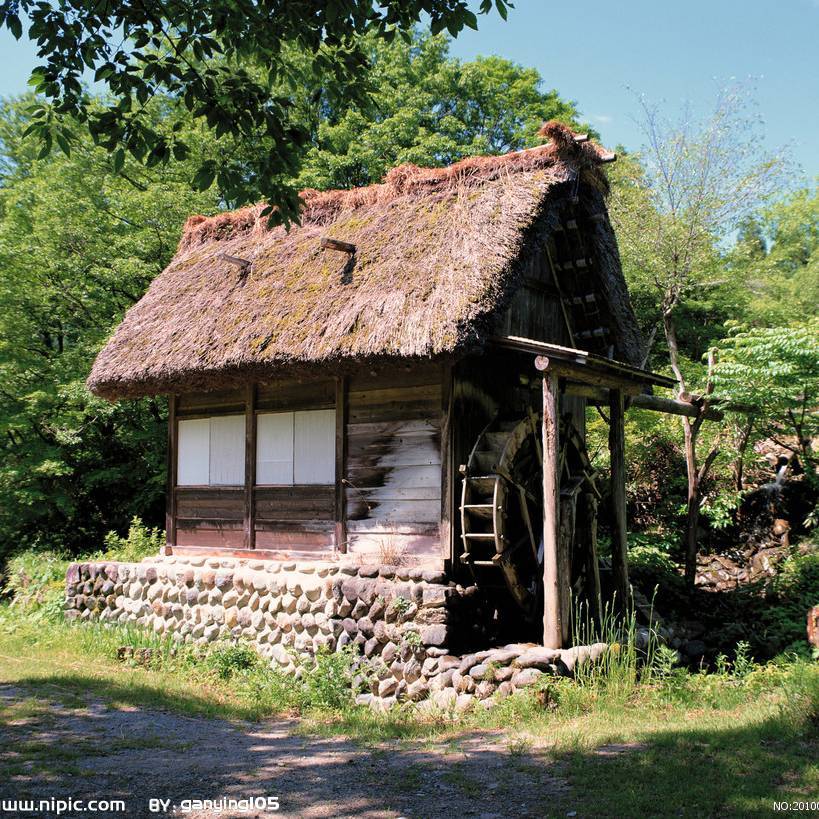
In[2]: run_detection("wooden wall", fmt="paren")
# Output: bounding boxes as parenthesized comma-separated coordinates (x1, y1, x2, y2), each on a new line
(170, 363, 448, 562)
(344, 364, 444, 561)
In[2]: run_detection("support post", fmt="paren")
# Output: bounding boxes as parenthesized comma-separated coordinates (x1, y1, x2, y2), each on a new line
(243, 382, 256, 550)
(609, 388, 629, 609)
(536, 356, 564, 649)
(165, 394, 177, 554)
(440, 360, 454, 564)
(335, 376, 347, 553)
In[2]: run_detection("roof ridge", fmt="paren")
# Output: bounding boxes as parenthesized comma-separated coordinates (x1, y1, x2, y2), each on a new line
(178, 121, 613, 253)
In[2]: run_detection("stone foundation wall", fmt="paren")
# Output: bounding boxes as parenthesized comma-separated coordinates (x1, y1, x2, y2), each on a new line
(64, 555, 606, 711)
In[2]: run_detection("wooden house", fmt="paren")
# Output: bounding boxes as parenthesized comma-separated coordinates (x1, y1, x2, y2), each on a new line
(88, 122, 680, 647)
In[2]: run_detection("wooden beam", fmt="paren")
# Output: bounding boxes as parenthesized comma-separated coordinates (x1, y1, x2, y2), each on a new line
(165, 394, 178, 554)
(609, 388, 629, 610)
(632, 392, 723, 421)
(321, 237, 356, 254)
(493, 335, 677, 390)
(218, 252, 251, 275)
(243, 383, 256, 550)
(541, 365, 564, 649)
(562, 383, 725, 420)
(334, 376, 348, 553)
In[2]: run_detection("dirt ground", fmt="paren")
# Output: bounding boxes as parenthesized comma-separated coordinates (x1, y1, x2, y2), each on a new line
(0, 684, 571, 819)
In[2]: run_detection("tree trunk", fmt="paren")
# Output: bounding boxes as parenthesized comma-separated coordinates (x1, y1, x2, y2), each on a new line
(682, 418, 700, 587)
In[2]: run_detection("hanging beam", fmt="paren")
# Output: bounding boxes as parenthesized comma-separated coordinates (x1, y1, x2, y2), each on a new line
(609, 388, 630, 610)
(537, 357, 565, 649)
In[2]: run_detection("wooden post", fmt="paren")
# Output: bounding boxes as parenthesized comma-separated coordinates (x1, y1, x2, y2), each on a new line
(609, 388, 629, 609)
(165, 394, 177, 554)
(536, 356, 563, 649)
(243, 382, 256, 550)
(334, 376, 347, 553)
(440, 360, 454, 564)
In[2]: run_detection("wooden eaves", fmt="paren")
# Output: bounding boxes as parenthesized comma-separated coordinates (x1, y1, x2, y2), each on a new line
(489, 336, 724, 421)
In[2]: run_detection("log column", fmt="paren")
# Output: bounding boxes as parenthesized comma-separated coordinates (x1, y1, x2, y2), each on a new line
(165, 394, 178, 555)
(536, 356, 564, 649)
(334, 376, 347, 553)
(609, 388, 629, 608)
(243, 383, 257, 550)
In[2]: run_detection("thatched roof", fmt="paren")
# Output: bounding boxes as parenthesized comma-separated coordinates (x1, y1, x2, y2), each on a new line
(88, 122, 642, 400)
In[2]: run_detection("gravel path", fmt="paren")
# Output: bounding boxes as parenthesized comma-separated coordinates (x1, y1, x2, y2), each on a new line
(0, 684, 570, 819)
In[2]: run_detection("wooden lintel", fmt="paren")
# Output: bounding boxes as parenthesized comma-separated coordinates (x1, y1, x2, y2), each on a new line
(490, 335, 676, 390)
(321, 237, 356, 254)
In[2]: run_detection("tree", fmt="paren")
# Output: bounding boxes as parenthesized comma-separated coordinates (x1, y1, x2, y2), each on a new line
(713, 320, 819, 482)
(298, 32, 589, 190)
(609, 85, 788, 587)
(0, 0, 511, 224)
(728, 185, 819, 326)
(0, 96, 219, 558)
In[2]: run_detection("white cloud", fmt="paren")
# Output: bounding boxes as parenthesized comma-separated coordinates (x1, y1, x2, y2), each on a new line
(592, 114, 613, 124)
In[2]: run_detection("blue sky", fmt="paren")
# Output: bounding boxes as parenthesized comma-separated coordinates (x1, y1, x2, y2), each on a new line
(1, 0, 817, 179)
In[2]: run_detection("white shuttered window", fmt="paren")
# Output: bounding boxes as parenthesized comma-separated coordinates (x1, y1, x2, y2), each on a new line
(177, 415, 245, 486)
(256, 409, 335, 485)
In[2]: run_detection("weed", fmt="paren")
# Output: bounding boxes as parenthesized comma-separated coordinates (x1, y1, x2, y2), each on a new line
(203, 642, 259, 680)
(403, 629, 422, 649)
(96, 516, 165, 563)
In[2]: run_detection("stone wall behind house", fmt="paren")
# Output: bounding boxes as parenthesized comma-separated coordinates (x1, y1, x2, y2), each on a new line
(64, 555, 606, 711)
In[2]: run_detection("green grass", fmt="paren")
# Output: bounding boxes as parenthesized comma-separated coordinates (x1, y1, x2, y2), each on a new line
(0, 607, 816, 817)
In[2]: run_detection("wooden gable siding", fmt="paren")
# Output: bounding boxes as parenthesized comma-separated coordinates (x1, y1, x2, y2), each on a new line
(344, 363, 444, 561)
(493, 231, 572, 347)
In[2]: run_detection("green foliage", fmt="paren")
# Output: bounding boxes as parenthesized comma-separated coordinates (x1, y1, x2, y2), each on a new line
(298, 31, 590, 190)
(0, 97, 216, 563)
(713, 319, 819, 475)
(97, 517, 165, 563)
(203, 642, 261, 680)
(3, 548, 68, 618)
(0, 0, 512, 223)
(295, 645, 361, 710)
(760, 547, 819, 657)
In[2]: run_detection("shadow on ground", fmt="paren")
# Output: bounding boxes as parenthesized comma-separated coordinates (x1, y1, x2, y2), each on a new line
(1, 675, 816, 818)
(0, 677, 568, 819)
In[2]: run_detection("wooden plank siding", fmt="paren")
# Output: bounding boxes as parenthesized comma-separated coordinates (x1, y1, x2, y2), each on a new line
(170, 369, 445, 561)
(344, 364, 444, 561)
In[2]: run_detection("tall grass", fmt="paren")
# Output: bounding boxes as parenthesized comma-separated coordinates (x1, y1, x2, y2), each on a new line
(570, 590, 660, 700)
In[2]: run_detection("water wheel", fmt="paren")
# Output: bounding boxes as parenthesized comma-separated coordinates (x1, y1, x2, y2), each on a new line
(459, 412, 598, 622)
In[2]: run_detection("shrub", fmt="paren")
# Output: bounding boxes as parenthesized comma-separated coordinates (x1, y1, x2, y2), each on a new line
(760, 546, 819, 657)
(297, 645, 360, 710)
(3, 548, 69, 618)
(203, 642, 260, 680)
(96, 516, 165, 563)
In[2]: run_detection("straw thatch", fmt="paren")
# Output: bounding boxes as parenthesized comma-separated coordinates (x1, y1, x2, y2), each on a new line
(88, 123, 640, 400)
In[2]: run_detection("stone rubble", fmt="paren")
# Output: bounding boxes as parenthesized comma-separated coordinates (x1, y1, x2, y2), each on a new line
(65, 556, 609, 712)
